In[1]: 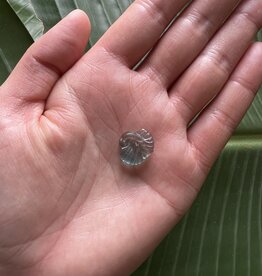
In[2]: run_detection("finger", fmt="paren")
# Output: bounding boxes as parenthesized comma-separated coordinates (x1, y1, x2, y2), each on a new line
(94, 0, 190, 67)
(138, 0, 242, 87)
(188, 42, 262, 173)
(170, 0, 262, 124)
(2, 10, 90, 106)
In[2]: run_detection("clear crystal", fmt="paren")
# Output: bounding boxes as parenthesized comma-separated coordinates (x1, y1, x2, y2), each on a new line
(119, 129, 154, 167)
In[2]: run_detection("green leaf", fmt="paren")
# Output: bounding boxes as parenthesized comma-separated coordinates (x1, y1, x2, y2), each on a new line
(2, 1, 262, 275)
(7, 0, 44, 41)
(133, 139, 262, 275)
(257, 29, 262, 41)
(29, 0, 133, 48)
(0, 0, 33, 84)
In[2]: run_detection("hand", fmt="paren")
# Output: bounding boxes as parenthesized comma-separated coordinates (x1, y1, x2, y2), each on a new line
(0, 0, 262, 275)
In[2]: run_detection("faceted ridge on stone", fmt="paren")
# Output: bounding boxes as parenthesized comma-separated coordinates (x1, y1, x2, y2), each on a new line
(119, 129, 154, 167)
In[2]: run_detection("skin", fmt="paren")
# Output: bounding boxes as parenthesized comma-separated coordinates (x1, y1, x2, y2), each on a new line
(0, 0, 262, 275)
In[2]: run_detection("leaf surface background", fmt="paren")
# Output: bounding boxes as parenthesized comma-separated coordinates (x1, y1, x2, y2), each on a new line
(2, 1, 262, 275)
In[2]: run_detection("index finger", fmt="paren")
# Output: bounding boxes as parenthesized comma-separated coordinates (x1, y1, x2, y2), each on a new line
(95, 0, 190, 67)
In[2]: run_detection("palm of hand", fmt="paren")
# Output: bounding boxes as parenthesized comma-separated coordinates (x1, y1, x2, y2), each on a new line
(1, 50, 194, 275)
(1, 1, 262, 275)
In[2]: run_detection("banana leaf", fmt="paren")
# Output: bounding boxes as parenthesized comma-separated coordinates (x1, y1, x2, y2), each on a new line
(8, 0, 132, 47)
(135, 139, 262, 275)
(0, 0, 32, 84)
(7, 0, 44, 40)
(2, 0, 262, 275)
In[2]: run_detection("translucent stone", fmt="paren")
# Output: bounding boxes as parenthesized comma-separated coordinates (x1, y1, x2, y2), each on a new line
(119, 129, 154, 167)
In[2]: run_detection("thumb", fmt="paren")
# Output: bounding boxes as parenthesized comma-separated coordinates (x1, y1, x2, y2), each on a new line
(2, 9, 90, 106)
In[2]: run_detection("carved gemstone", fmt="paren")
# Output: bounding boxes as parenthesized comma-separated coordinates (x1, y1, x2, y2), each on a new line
(119, 129, 154, 167)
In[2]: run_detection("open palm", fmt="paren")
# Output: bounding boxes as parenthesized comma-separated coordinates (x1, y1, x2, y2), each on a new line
(0, 0, 262, 275)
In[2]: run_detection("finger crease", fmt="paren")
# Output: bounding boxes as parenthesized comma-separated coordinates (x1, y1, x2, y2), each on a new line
(209, 107, 236, 133)
(172, 93, 196, 122)
(204, 48, 232, 76)
(231, 77, 258, 97)
(135, 0, 171, 30)
(190, 141, 212, 174)
(186, 8, 216, 37)
(98, 45, 130, 67)
(237, 10, 261, 30)
(31, 54, 62, 77)
(144, 65, 167, 87)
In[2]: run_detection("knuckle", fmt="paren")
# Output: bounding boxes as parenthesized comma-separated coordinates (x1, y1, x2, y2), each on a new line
(237, 0, 262, 30)
(23, 51, 61, 81)
(210, 107, 237, 133)
(185, 8, 216, 37)
(135, 0, 170, 29)
(203, 47, 233, 76)
(231, 77, 258, 97)
(238, 11, 261, 29)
